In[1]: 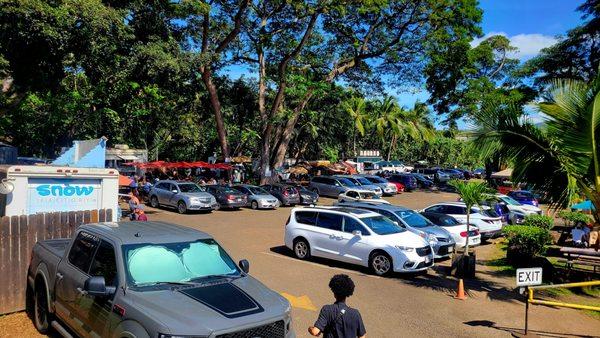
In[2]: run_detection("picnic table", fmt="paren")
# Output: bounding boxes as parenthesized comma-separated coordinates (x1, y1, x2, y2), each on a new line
(559, 247, 600, 273)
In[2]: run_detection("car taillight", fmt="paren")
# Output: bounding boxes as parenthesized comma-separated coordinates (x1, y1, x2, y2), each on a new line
(474, 229, 479, 235)
(283, 190, 289, 196)
(227, 194, 235, 200)
(460, 231, 468, 238)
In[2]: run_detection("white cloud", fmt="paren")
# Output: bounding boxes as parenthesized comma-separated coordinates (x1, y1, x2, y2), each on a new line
(470, 32, 558, 60)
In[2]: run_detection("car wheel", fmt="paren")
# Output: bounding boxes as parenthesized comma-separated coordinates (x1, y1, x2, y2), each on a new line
(177, 201, 187, 214)
(150, 196, 159, 208)
(251, 201, 258, 210)
(34, 281, 52, 333)
(293, 238, 311, 260)
(370, 251, 393, 276)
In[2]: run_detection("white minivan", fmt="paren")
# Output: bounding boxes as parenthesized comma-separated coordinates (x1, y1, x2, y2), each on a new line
(421, 202, 503, 239)
(284, 206, 433, 275)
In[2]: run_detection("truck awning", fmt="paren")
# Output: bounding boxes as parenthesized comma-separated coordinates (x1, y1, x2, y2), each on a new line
(117, 155, 140, 161)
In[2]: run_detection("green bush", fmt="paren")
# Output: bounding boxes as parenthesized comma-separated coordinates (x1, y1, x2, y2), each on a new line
(503, 225, 552, 267)
(556, 210, 590, 226)
(522, 214, 554, 230)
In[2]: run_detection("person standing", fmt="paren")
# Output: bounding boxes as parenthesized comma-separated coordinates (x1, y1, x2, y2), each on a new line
(309, 274, 366, 338)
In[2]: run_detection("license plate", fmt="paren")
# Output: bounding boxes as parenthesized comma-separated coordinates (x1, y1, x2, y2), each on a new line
(236, 198, 242, 201)
(447, 246, 453, 253)
(472, 238, 480, 244)
(425, 257, 431, 264)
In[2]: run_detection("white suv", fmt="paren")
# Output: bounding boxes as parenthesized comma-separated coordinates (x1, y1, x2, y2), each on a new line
(284, 206, 433, 275)
(421, 202, 503, 240)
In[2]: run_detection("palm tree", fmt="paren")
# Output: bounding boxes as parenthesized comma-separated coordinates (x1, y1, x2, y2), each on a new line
(472, 72, 600, 222)
(448, 180, 494, 254)
(342, 97, 367, 156)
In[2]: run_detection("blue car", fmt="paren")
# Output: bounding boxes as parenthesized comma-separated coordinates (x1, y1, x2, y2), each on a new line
(508, 190, 539, 207)
(410, 173, 435, 188)
(388, 174, 418, 191)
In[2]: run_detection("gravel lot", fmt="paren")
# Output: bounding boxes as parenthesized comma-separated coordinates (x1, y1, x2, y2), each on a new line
(1, 190, 599, 338)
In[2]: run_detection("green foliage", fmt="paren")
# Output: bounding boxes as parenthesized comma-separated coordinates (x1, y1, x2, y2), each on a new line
(503, 225, 552, 265)
(557, 210, 591, 226)
(448, 180, 494, 208)
(522, 214, 554, 230)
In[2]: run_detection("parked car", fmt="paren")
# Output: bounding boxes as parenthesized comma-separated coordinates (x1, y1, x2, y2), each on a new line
(233, 184, 280, 209)
(495, 194, 543, 224)
(308, 175, 353, 197)
(284, 206, 433, 275)
(387, 174, 417, 192)
(289, 184, 319, 205)
(336, 202, 456, 259)
(205, 185, 248, 209)
(359, 175, 398, 195)
(410, 173, 435, 189)
(413, 168, 450, 183)
(442, 169, 464, 180)
(337, 189, 390, 204)
(473, 168, 485, 178)
(335, 175, 383, 196)
(421, 202, 503, 240)
(458, 169, 472, 180)
(507, 190, 540, 207)
(27, 222, 294, 337)
(420, 212, 481, 249)
(261, 183, 301, 206)
(149, 180, 219, 214)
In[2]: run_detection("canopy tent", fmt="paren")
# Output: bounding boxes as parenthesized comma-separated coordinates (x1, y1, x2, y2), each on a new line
(571, 200, 595, 211)
(491, 168, 513, 179)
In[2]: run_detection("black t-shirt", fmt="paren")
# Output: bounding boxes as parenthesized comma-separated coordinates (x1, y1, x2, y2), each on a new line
(314, 302, 366, 338)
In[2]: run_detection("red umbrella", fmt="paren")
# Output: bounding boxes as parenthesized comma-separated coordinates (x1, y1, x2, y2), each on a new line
(189, 161, 211, 168)
(212, 163, 233, 170)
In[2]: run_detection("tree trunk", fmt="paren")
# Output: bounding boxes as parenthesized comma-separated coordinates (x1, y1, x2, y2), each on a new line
(257, 47, 272, 184)
(465, 212, 470, 256)
(387, 134, 397, 161)
(202, 67, 229, 159)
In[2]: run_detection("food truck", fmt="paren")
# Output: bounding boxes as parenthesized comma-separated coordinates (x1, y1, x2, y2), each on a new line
(0, 165, 119, 221)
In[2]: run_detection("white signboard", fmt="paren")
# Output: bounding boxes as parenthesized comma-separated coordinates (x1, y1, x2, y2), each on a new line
(27, 178, 102, 214)
(516, 267, 543, 287)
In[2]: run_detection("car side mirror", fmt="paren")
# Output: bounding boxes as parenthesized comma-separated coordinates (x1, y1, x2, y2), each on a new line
(239, 259, 250, 274)
(84, 276, 116, 297)
(352, 230, 362, 237)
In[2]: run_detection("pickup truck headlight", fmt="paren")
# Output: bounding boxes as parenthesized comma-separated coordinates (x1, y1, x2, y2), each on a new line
(159, 334, 208, 338)
(396, 246, 414, 252)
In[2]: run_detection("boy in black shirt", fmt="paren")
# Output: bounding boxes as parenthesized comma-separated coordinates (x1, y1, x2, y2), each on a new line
(308, 274, 366, 338)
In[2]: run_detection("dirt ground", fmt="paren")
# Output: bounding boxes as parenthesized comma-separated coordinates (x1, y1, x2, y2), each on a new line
(1, 190, 599, 338)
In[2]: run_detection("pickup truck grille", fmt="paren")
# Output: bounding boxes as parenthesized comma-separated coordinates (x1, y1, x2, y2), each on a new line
(416, 246, 432, 257)
(217, 320, 285, 338)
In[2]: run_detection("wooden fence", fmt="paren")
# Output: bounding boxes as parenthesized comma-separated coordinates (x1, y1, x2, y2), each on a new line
(0, 209, 111, 315)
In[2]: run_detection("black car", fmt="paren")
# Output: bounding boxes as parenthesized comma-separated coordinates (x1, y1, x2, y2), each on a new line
(388, 174, 418, 191)
(290, 184, 319, 205)
(204, 185, 248, 209)
(261, 183, 301, 206)
(410, 173, 435, 189)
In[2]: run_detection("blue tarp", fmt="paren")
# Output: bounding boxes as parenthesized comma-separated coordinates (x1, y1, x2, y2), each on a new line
(52, 138, 106, 168)
(571, 200, 595, 211)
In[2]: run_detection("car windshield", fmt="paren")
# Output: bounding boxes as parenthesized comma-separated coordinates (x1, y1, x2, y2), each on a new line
(365, 176, 386, 184)
(219, 187, 238, 193)
(474, 208, 499, 218)
(514, 191, 534, 199)
(122, 239, 240, 289)
(359, 192, 379, 199)
(355, 177, 372, 185)
(178, 183, 203, 193)
(500, 196, 522, 206)
(395, 210, 432, 228)
(248, 186, 269, 195)
(361, 216, 405, 235)
(338, 178, 357, 187)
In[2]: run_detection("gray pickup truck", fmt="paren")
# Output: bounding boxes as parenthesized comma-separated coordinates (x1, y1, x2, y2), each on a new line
(28, 221, 294, 338)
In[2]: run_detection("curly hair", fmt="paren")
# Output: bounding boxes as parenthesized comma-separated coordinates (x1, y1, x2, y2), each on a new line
(329, 274, 355, 299)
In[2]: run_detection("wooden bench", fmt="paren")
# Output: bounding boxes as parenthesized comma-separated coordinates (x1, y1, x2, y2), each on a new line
(560, 247, 600, 273)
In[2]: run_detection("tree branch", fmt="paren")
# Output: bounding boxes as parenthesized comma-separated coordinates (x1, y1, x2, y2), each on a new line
(215, 0, 251, 54)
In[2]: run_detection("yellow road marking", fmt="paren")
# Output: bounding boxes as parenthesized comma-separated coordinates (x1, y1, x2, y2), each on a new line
(280, 292, 318, 311)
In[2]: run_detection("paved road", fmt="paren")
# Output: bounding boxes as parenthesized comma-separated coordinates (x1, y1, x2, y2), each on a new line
(1, 190, 599, 338)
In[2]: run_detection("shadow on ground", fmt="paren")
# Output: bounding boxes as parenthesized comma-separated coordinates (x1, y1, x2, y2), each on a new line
(464, 320, 600, 338)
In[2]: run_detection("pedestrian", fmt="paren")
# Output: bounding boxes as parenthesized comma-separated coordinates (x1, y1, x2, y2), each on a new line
(128, 191, 141, 220)
(308, 274, 366, 338)
(134, 207, 148, 221)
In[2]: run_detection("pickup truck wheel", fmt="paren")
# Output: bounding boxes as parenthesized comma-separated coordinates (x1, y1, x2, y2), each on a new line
(150, 196, 159, 208)
(177, 201, 187, 214)
(33, 282, 52, 333)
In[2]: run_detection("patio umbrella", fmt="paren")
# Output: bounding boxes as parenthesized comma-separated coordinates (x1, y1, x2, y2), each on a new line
(571, 200, 595, 211)
(118, 175, 133, 186)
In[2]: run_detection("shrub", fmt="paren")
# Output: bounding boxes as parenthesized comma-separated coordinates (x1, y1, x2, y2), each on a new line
(503, 225, 552, 267)
(522, 214, 554, 230)
(556, 210, 591, 226)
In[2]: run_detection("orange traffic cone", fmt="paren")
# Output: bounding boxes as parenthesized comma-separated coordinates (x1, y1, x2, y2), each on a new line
(455, 278, 467, 300)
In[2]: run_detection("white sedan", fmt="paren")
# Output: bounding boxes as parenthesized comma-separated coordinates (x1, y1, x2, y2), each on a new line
(420, 211, 481, 248)
(337, 189, 390, 204)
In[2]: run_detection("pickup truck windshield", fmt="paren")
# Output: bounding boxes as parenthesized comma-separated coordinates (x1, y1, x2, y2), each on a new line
(122, 239, 240, 289)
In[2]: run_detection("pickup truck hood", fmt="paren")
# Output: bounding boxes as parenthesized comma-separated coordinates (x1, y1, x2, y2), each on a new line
(128, 276, 289, 336)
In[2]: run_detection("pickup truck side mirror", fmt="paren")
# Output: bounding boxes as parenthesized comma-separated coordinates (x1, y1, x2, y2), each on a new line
(239, 259, 250, 274)
(84, 276, 116, 297)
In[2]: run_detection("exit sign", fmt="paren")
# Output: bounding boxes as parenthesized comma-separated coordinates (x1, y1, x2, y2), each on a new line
(516, 267, 543, 286)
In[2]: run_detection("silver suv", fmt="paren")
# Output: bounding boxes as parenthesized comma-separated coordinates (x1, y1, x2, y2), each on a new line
(309, 176, 353, 197)
(149, 180, 218, 214)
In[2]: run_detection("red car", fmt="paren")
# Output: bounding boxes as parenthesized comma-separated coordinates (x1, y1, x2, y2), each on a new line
(389, 181, 405, 193)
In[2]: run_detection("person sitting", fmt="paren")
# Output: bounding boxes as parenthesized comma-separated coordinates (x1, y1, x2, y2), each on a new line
(134, 208, 148, 221)
(571, 222, 588, 247)
(128, 191, 141, 220)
